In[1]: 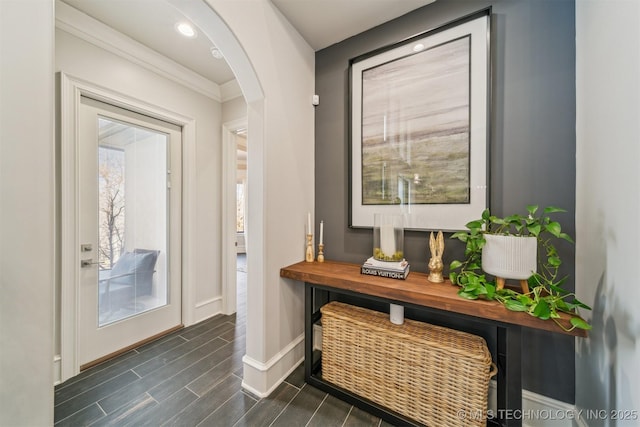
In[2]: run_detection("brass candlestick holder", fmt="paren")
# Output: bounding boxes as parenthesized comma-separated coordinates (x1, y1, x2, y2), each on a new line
(305, 234, 314, 262)
(317, 243, 325, 262)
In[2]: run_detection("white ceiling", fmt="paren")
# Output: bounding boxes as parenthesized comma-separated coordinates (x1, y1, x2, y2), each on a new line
(59, 0, 435, 86)
(60, 0, 236, 85)
(271, 0, 436, 51)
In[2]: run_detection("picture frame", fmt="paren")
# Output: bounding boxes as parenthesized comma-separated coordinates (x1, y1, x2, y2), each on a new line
(349, 8, 491, 231)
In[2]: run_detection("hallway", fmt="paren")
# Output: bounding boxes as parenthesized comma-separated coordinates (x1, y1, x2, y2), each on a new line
(54, 255, 393, 426)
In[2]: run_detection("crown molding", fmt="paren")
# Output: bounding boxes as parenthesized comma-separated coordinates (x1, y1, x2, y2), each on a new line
(220, 79, 243, 102)
(55, 0, 223, 102)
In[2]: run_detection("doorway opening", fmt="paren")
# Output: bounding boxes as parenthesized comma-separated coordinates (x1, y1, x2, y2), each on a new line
(235, 129, 247, 255)
(235, 129, 247, 319)
(223, 119, 248, 316)
(77, 95, 183, 368)
(58, 0, 266, 385)
(59, 73, 197, 381)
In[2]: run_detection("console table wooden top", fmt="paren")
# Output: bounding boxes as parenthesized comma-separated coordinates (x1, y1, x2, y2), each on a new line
(280, 260, 587, 337)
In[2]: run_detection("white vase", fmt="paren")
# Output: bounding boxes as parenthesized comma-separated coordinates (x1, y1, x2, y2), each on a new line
(481, 234, 537, 280)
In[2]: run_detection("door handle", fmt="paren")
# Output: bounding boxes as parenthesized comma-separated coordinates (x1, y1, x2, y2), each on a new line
(81, 259, 100, 268)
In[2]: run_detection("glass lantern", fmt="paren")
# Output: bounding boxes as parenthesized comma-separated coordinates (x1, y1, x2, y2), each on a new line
(373, 213, 404, 261)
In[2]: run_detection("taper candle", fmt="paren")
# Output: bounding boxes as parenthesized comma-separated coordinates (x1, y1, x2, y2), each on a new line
(307, 212, 311, 235)
(319, 220, 324, 245)
(380, 223, 395, 257)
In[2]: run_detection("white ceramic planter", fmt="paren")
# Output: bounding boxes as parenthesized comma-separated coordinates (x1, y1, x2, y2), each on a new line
(482, 234, 537, 280)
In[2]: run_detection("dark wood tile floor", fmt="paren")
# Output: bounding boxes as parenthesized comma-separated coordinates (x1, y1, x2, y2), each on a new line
(54, 255, 395, 426)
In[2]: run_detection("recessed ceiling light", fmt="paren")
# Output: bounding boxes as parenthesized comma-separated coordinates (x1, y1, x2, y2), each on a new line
(210, 46, 224, 59)
(175, 22, 197, 38)
(413, 43, 425, 52)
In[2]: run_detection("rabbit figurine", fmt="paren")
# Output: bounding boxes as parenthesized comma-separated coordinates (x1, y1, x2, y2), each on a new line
(428, 231, 445, 283)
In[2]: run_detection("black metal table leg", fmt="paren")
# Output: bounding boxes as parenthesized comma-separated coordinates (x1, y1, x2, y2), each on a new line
(304, 283, 314, 381)
(496, 325, 522, 427)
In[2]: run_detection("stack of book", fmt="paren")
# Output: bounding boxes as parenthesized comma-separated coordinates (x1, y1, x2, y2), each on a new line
(360, 257, 410, 280)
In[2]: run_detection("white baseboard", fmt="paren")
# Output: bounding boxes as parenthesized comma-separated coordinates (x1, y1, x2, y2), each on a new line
(487, 380, 580, 427)
(192, 296, 223, 326)
(53, 355, 62, 386)
(241, 333, 305, 397)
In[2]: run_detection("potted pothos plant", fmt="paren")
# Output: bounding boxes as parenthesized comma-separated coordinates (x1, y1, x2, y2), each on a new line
(449, 205, 591, 331)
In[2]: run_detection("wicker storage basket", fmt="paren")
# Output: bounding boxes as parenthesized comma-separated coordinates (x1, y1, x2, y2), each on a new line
(320, 301, 496, 426)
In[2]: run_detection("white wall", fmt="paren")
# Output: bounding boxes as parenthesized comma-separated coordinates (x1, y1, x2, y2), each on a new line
(0, 1, 55, 425)
(575, 0, 640, 423)
(203, 0, 315, 395)
(222, 96, 247, 123)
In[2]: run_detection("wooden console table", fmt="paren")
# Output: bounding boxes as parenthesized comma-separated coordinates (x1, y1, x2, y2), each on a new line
(280, 260, 586, 427)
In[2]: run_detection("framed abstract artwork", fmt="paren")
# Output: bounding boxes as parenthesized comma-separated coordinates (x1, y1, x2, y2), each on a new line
(349, 9, 491, 231)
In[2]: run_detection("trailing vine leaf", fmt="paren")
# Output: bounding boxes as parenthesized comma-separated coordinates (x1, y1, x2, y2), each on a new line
(548, 256, 562, 267)
(449, 272, 458, 285)
(527, 223, 541, 236)
(555, 298, 570, 311)
(532, 299, 551, 320)
(458, 290, 480, 300)
(570, 317, 592, 330)
(517, 294, 534, 306)
(570, 299, 592, 310)
(448, 206, 591, 330)
(503, 299, 528, 312)
(449, 260, 463, 270)
(485, 282, 496, 299)
(547, 221, 562, 238)
(543, 206, 565, 214)
(451, 232, 468, 242)
(559, 232, 574, 243)
(548, 282, 570, 295)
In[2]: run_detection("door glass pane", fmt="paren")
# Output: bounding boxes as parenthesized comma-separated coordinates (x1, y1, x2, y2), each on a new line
(97, 117, 168, 326)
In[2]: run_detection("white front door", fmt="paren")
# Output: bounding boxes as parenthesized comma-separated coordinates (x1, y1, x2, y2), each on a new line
(77, 96, 182, 368)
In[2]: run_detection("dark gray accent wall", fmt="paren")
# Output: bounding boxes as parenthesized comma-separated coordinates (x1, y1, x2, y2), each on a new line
(315, 0, 576, 403)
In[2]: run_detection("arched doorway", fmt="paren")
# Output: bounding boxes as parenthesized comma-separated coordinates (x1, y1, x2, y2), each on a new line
(57, 0, 266, 386)
(166, 1, 267, 396)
